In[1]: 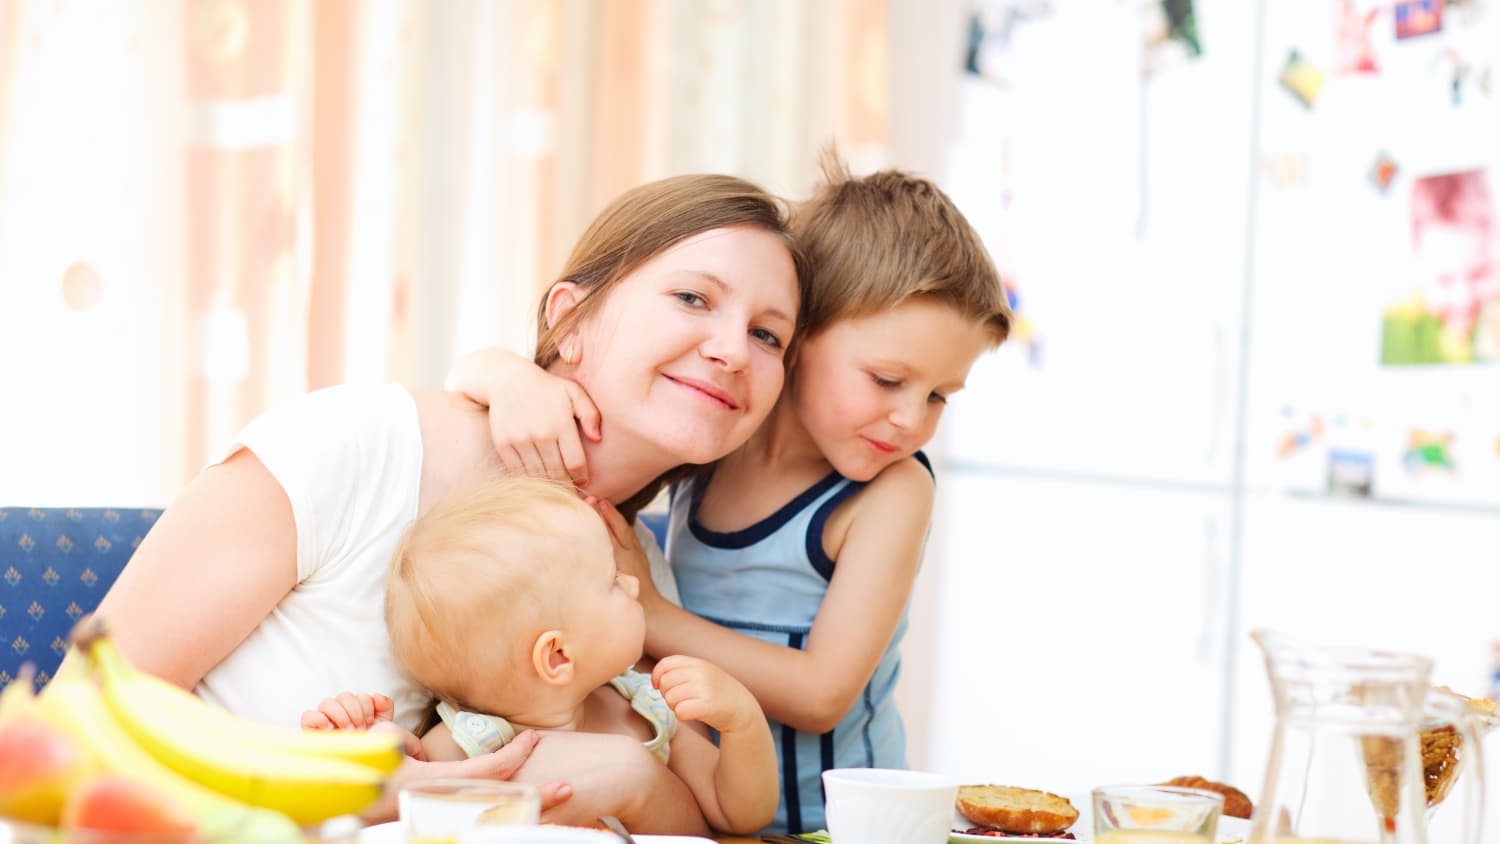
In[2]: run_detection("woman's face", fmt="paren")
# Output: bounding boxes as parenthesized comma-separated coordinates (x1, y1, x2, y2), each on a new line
(564, 224, 799, 465)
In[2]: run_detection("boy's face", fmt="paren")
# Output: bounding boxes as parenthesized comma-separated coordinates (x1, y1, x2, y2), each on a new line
(558, 511, 647, 688)
(790, 298, 992, 482)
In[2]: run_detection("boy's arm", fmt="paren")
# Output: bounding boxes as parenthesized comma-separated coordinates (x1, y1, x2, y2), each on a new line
(444, 346, 600, 484)
(656, 657, 779, 834)
(598, 458, 934, 733)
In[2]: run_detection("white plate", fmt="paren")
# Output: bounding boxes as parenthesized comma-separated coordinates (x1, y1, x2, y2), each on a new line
(949, 813, 1252, 843)
(357, 822, 715, 844)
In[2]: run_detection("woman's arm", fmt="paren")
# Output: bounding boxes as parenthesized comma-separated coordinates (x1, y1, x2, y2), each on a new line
(602, 459, 935, 733)
(514, 732, 710, 835)
(374, 723, 707, 834)
(87, 450, 299, 690)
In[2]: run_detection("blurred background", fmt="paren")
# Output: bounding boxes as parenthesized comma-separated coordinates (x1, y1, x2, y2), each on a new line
(2, 0, 1499, 814)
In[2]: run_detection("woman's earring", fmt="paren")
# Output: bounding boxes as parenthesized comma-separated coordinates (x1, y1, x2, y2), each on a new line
(561, 340, 578, 365)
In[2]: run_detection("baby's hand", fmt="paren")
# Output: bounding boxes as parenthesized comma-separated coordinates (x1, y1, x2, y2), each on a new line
(652, 655, 760, 735)
(300, 692, 394, 731)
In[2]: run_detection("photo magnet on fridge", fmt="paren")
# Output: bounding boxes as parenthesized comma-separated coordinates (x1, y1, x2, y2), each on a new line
(1279, 49, 1326, 108)
(1369, 152, 1399, 194)
(1395, 0, 1444, 39)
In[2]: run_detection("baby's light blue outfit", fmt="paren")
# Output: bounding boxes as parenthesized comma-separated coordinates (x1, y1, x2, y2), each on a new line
(666, 453, 931, 835)
(437, 668, 678, 763)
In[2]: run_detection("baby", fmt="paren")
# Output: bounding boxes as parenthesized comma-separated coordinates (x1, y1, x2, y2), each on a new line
(301, 476, 777, 835)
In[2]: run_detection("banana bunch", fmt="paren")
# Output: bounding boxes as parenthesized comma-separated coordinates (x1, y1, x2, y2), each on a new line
(32, 670, 307, 842)
(0, 616, 407, 840)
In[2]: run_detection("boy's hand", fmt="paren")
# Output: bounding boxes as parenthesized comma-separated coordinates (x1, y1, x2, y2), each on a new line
(301, 691, 394, 731)
(444, 347, 601, 485)
(651, 655, 761, 735)
(591, 499, 657, 598)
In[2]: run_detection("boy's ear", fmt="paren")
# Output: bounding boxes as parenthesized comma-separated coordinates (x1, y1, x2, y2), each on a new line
(532, 630, 575, 686)
(544, 281, 583, 330)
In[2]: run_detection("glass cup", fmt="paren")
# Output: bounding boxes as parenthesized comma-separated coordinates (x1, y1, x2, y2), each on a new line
(1092, 785, 1224, 844)
(398, 779, 541, 843)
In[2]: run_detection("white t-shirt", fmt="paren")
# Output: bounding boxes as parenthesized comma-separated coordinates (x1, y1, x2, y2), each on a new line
(193, 383, 680, 732)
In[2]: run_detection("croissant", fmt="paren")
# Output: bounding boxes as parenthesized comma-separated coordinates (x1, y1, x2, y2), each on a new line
(1160, 775, 1254, 819)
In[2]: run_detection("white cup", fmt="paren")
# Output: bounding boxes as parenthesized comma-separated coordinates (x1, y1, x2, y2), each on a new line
(822, 767, 958, 844)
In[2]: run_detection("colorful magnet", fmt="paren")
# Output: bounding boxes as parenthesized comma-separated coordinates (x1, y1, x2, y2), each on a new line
(1279, 50, 1326, 108)
(1369, 152, 1399, 193)
(1395, 0, 1444, 40)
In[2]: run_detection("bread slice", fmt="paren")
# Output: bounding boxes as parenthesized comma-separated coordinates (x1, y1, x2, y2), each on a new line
(957, 785, 1079, 834)
(1159, 775, 1254, 819)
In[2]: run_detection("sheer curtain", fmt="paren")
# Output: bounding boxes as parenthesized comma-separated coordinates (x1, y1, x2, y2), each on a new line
(0, 0, 889, 507)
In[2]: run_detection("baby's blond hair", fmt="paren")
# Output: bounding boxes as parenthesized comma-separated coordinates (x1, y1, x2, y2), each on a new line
(385, 476, 592, 712)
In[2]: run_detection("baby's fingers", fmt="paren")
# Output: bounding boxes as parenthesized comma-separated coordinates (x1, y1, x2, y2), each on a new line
(370, 693, 396, 723)
(315, 699, 355, 729)
(670, 696, 715, 725)
(650, 654, 702, 690)
(337, 692, 375, 727)
(300, 709, 335, 730)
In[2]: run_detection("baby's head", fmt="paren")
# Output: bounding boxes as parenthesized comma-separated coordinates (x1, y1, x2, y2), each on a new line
(786, 151, 1013, 480)
(386, 477, 645, 717)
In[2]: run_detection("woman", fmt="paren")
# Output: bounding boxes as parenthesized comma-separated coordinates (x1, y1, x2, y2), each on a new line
(90, 174, 808, 830)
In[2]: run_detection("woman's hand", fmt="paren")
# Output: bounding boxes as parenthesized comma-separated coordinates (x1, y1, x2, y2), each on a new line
(592, 499, 658, 599)
(362, 730, 571, 823)
(445, 346, 601, 485)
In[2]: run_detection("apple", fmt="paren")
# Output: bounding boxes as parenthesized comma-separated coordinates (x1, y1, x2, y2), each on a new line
(0, 717, 91, 825)
(62, 775, 197, 841)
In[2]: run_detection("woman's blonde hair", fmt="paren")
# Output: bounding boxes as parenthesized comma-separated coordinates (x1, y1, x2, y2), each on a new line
(533, 174, 812, 518)
(385, 476, 588, 712)
(792, 149, 1012, 344)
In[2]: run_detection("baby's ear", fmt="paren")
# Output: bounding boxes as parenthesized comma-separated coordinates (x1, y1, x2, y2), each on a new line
(532, 630, 575, 686)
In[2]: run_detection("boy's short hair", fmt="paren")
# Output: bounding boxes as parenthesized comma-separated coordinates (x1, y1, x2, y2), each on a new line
(792, 149, 1012, 344)
(385, 476, 587, 711)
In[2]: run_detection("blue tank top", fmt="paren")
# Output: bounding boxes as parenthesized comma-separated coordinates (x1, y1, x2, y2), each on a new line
(665, 452, 931, 835)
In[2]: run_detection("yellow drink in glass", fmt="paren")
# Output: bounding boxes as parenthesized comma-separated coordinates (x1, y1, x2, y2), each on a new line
(1095, 832, 1211, 844)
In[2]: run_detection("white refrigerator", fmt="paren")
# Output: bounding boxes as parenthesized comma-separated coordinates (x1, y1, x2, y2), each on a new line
(922, 0, 1500, 819)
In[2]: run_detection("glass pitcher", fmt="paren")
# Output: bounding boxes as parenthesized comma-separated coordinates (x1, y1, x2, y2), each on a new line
(1249, 630, 1486, 844)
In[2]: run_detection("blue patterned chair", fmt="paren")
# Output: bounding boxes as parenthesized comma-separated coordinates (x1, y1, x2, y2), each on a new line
(0, 507, 161, 691)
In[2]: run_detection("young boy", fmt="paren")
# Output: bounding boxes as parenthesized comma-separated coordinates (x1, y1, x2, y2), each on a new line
(302, 476, 778, 836)
(452, 152, 1011, 834)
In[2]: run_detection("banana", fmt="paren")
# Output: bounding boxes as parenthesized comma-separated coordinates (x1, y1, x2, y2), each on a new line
(0, 665, 37, 724)
(36, 676, 304, 843)
(72, 634, 391, 826)
(86, 636, 402, 773)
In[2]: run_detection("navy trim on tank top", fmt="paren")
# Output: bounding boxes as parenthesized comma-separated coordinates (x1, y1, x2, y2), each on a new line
(819, 731, 836, 806)
(688, 467, 843, 549)
(782, 630, 807, 834)
(804, 451, 936, 581)
(694, 611, 812, 635)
